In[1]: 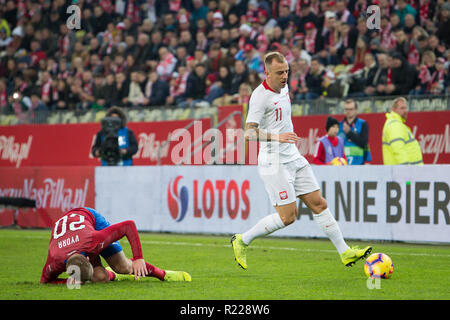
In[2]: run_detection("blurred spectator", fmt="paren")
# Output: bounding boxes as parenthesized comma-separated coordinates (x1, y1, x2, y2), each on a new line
(296, 1, 320, 33)
(214, 82, 252, 107)
(144, 29, 162, 61)
(52, 79, 70, 111)
(304, 57, 326, 100)
(135, 33, 152, 66)
(206, 43, 228, 73)
(277, 2, 296, 30)
(0, 78, 8, 112)
(127, 70, 146, 108)
(290, 58, 310, 101)
(336, 22, 357, 61)
(437, 2, 450, 47)
(429, 56, 447, 94)
(111, 72, 129, 108)
(412, 50, 436, 95)
(320, 11, 340, 65)
(291, 41, 312, 66)
(427, 34, 446, 58)
(183, 63, 209, 108)
(167, 65, 190, 106)
(207, 65, 232, 104)
(179, 30, 196, 56)
(191, 0, 209, 25)
(403, 13, 416, 37)
(395, 0, 417, 27)
(256, 8, 277, 35)
(156, 46, 178, 81)
(144, 70, 170, 107)
(348, 52, 378, 97)
(0, 28, 12, 50)
(235, 43, 264, 74)
(313, 116, 347, 166)
(336, 0, 356, 26)
(381, 52, 417, 96)
(247, 70, 263, 91)
(393, 27, 410, 60)
(103, 73, 116, 107)
(39, 71, 53, 107)
(304, 21, 323, 55)
(91, 73, 107, 110)
(350, 36, 370, 73)
(29, 90, 49, 123)
(230, 59, 249, 95)
(67, 77, 82, 110)
(338, 99, 371, 165)
(371, 53, 390, 96)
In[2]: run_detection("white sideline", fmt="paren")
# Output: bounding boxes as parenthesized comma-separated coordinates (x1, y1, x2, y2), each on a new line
(2, 233, 449, 258)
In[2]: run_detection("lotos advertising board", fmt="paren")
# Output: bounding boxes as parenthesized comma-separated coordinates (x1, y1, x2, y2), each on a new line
(95, 165, 450, 243)
(95, 165, 269, 235)
(0, 167, 95, 228)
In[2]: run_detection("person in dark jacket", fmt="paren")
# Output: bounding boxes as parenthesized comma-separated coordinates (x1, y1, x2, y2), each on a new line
(182, 63, 209, 108)
(304, 57, 326, 100)
(382, 52, 417, 96)
(349, 52, 378, 97)
(229, 59, 248, 95)
(145, 70, 170, 107)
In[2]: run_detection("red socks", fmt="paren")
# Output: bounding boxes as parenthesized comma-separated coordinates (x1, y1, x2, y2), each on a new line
(105, 269, 116, 281)
(130, 258, 166, 281)
(145, 261, 166, 281)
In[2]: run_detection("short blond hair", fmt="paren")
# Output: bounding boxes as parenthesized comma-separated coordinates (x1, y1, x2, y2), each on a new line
(392, 97, 407, 110)
(264, 52, 287, 69)
(66, 254, 93, 282)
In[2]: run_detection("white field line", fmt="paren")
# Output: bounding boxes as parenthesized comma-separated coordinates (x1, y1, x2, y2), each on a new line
(2, 233, 450, 258)
(140, 240, 450, 258)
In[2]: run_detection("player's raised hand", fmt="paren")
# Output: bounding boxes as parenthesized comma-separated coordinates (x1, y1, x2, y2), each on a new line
(130, 258, 148, 280)
(276, 132, 300, 143)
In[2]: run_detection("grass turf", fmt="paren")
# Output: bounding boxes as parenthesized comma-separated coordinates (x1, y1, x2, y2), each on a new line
(0, 228, 449, 300)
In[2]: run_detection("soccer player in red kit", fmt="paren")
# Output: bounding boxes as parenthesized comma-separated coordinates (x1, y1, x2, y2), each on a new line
(40, 207, 191, 284)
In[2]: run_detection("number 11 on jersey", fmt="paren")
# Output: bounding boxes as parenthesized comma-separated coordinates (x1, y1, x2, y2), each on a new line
(275, 108, 282, 121)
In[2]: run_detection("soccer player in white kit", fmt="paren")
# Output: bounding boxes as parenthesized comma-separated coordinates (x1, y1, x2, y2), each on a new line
(231, 52, 371, 269)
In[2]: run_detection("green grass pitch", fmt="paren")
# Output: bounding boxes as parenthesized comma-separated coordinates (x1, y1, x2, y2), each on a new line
(0, 229, 449, 300)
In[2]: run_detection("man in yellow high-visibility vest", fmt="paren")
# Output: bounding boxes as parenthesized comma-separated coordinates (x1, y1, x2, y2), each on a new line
(382, 97, 423, 165)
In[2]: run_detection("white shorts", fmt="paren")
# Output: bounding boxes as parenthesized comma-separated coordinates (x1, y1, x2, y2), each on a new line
(258, 158, 320, 207)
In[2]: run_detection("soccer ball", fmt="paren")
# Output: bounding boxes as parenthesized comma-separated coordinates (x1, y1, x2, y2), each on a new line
(364, 253, 394, 279)
(329, 157, 347, 166)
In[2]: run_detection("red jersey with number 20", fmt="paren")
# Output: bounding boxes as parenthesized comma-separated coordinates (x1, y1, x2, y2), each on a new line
(40, 207, 143, 284)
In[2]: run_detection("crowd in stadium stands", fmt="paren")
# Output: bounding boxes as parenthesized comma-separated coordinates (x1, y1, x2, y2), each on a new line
(0, 0, 449, 119)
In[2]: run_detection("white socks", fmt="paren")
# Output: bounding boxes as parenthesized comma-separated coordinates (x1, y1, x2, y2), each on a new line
(242, 213, 285, 245)
(313, 208, 349, 254)
(241, 209, 349, 255)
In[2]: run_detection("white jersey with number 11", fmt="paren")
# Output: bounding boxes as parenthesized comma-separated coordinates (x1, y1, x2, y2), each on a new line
(246, 80, 308, 166)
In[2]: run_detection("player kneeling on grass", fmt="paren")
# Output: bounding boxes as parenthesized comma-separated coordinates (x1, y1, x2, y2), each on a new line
(40, 207, 191, 284)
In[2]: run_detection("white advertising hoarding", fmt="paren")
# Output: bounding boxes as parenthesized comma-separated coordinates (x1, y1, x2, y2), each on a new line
(95, 165, 450, 243)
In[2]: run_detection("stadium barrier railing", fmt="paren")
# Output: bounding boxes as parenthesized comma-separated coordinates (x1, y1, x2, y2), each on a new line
(0, 94, 448, 126)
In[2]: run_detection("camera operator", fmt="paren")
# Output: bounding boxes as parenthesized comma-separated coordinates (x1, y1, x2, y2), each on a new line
(91, 106, 138, 166)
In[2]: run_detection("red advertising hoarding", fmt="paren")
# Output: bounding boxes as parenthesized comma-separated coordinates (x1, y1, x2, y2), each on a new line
(0, 118, 212, 167)
(0, 167, 95, 227)
(292, 110, 450, 164)
(0, 111, 448, 166)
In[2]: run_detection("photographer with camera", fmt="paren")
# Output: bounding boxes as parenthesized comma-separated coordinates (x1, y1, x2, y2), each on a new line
(91, 106, 138, 166)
